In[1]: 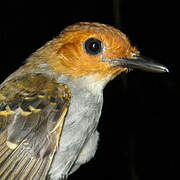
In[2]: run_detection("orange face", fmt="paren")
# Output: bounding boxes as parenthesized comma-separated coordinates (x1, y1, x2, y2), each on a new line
(41, 22, 139, 79)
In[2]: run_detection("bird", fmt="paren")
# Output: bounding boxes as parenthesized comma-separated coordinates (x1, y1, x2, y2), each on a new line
(0, 22, 168, 180)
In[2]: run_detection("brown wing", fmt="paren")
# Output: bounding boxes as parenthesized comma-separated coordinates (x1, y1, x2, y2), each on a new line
(0, 74, 71, 180)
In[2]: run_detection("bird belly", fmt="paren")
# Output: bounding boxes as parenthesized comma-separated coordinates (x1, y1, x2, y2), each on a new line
(69, 130, 99, 174)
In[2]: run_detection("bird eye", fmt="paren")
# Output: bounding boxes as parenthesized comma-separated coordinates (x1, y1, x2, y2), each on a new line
(84, 38, 103, 56)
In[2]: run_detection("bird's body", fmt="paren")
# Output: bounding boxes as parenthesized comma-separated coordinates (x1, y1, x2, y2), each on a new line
(0, 22, 168, 179)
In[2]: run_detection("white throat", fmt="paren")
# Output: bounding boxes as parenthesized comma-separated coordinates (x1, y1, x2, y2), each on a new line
(75, 74, 113, 95)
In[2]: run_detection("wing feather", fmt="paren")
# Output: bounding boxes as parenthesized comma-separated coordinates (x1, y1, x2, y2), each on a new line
(0, 74, 71, 179)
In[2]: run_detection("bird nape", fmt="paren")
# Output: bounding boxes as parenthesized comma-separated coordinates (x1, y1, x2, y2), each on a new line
(0, 22, 168, 180)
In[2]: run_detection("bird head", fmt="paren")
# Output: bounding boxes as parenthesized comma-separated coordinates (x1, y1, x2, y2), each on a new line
(34, 22, 168, 84)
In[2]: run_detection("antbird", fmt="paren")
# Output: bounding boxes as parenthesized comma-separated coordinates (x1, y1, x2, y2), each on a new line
(0, 22, 168, 179)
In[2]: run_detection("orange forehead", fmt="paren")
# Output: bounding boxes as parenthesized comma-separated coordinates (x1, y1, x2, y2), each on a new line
(58, 22, 133, 57)
(42, 22, 138, 78)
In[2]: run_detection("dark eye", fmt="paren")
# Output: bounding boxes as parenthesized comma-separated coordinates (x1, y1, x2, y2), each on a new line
(84, 38, 103, 56)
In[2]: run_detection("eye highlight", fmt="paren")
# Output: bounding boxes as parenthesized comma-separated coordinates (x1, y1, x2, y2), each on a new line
(84, 38, 104, 56)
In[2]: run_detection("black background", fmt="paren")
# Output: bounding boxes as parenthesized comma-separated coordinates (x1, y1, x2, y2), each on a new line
(0, 1, 179, 180)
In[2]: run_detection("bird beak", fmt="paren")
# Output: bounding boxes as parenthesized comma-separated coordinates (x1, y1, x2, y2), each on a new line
(104, 54, 169, 73)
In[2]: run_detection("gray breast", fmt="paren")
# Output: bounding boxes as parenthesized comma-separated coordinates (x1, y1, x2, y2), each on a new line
(49, 75, 103, 178)
(58, 75, 103, 150)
